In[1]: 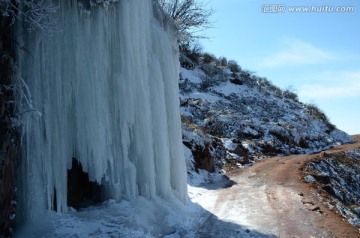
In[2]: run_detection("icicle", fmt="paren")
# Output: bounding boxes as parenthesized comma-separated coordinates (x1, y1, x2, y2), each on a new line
(16, 0, 187, 223)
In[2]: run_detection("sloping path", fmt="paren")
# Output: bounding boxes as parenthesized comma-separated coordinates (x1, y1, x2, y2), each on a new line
(196, 135, 360, 237)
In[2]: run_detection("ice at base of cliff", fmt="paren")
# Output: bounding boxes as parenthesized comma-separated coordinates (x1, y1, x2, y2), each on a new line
(14, 145, 269, 238)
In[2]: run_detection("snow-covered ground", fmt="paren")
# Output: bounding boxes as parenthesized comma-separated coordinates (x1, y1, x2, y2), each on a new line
(15, 196, 200, 237)
(14, 146, 267, 238)
(15, 179, 265, 238)
(15, 145, 360, 238)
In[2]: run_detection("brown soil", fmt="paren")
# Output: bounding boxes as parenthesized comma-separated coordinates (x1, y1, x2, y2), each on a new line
(225, 135, 360, 237)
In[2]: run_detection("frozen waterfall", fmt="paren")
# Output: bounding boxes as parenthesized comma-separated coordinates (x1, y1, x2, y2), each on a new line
(15, 0, 187, 223)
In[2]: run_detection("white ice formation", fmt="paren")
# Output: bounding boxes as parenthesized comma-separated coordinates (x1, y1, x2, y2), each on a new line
(15, 0, 187, 223)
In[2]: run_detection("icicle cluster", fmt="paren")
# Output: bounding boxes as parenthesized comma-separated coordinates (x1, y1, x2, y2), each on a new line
(16, 0, 187, 222)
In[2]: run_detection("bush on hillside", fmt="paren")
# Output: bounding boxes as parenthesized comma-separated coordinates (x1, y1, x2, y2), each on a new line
(159, 0, 214, 45)
(282, 86, 299, 102)
(180, 43, 203, 64)
(198, 64, 220, 77)
(305, 103, 331, 124)
(239, 70, 252, 79)
(199, 73, 216, 91)
(218, 57, 228, 67)
(228, 60, 241, 73)
(198, 63, 230, 90)
(257, 77, 272, 88)
(179, 74, 197, 93)
(204, 117, 227, 137)
(268, 84, 283, 98)
(202, 53, 217, 64)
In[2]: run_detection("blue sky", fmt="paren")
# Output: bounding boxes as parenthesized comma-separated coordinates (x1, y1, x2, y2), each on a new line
(199, 0, 360, 135)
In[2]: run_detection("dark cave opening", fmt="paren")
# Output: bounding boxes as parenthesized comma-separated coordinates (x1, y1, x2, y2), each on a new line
(67, 158, 104, 210)
(53, 187, 57, 212)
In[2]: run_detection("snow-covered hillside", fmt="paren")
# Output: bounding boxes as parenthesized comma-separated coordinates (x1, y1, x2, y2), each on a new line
(179, 52, 354, 171)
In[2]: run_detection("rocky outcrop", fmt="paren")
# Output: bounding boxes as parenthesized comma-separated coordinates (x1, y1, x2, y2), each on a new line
(183, 141, 214, 172)
(0, 15, 20, 237)
(304, 149, 360, 227)
(179, 51, 353, 173)
(182, 120, 227, 172)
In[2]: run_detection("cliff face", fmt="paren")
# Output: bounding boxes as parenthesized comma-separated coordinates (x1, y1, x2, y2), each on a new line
(0, 14, 20, 237)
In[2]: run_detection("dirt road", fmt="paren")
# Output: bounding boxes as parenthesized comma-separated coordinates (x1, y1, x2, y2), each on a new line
(196, 135, 360, 237)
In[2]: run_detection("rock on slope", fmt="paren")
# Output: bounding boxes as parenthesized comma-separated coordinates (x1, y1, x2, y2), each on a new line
(179, 51, 353, 172)
(304, 149, 360, 227)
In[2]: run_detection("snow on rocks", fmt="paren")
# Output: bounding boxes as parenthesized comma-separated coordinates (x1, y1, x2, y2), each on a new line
(304, 149, 360, 227)
(179, 62, 354, 169)
(304, 175, 317, 183)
